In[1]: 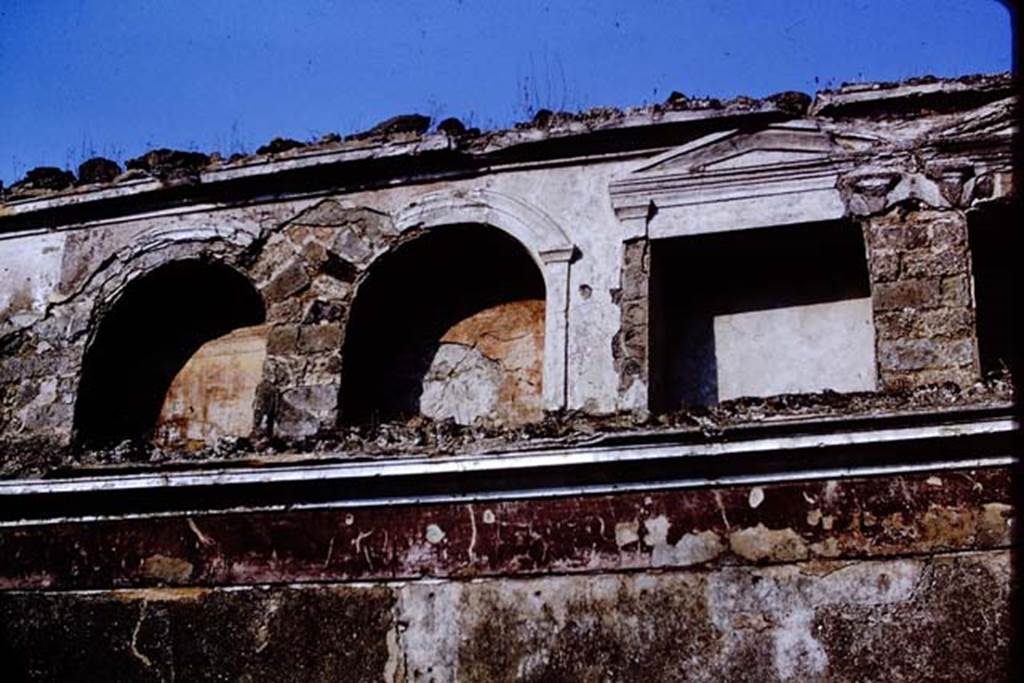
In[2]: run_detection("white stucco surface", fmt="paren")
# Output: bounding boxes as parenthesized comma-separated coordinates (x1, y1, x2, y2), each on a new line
(714, 297, 877, 400)
(0, 232, 65, 332)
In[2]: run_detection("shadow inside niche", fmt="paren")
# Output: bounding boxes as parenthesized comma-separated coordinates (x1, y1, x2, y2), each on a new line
(650, 220, 872, 411)
(73, 260, 265, 448)
(340, 224, 545, 426)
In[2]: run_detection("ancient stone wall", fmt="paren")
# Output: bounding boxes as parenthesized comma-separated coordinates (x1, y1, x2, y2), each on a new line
(0, 467, 1014, 680)
(1, 74, 1015, 471)
(0, 191, 574, 470)
(0, 72, 1018, 679)
(865, 208, 979, 389)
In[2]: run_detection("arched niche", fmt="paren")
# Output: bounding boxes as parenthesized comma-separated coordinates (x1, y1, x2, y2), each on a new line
(74, 259, 267, 447)
(340, 224, 546, 426)
(393, 189, 575, 411)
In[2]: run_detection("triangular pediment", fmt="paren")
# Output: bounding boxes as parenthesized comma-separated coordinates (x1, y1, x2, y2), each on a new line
(628, 122, 856, 176)
(609, 122, 862, 238)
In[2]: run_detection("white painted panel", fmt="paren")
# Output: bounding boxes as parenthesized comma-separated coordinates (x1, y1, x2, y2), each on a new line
(714, 297, 877, 400)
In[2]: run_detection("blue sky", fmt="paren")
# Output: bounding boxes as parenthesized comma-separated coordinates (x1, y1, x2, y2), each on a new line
(0, 1, 1013, 185)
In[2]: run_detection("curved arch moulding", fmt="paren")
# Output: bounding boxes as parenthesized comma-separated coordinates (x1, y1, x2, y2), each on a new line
(395, 189, 576, 411)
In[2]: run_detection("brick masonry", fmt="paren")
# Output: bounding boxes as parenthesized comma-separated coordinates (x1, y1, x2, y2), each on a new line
(865, 208, 981, 390)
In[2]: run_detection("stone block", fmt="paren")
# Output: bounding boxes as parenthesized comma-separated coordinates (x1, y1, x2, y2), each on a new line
(920, 307, 975, 339)
(620, 300, 648, 328)
(940, 275, 972, 307)
(275, 384, 338, 438)
(300, 240, 329, 268)
(266, 325, 300, 355)
(941, 337, 977, 367)
(877, 307, 974, 340)
(267, 298, 303, 324)
(872, 279, 940, 311)
(866, 223, 928, 250)
(901, 248, 968, 278)
(297, 324, 342, 354)
(261, 262, 311, 302)
(302, 299, 345, 324)
(879, 339, 939, 371)
(868, 250, 901, 282)
(927, 216, 968, 248)
(290, 199, 353, 227)
(873, 310, 915, 339)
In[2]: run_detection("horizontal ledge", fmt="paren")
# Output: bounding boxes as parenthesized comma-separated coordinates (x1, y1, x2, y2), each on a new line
(2, 455, 1014, 530)
(1, 109, 789, 228)
(0, 406, 1016, 524)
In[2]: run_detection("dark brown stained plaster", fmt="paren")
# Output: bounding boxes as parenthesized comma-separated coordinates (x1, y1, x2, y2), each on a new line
(0, 551, 1012, 682)
(0, 466, 1012, 590)
(0, 586, 396, 682)
(456, 552, 1011, 682)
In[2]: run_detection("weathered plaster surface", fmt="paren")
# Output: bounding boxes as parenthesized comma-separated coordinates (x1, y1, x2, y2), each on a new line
(0, 71, 1016, 681)
(156, 324, 268, 446)
(423, 299, 545, 425)
(0, 232, 66, 336)
(0, 73, 1015, 465)
(1, 467, 1011, 588)
(1, 584, 396, 681)
(1, 550, 1011, 681)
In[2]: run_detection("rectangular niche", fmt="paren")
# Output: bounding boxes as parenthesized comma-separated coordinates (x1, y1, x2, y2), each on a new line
(649, 220, 877, 411)
(968, 204, 1014, 376)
